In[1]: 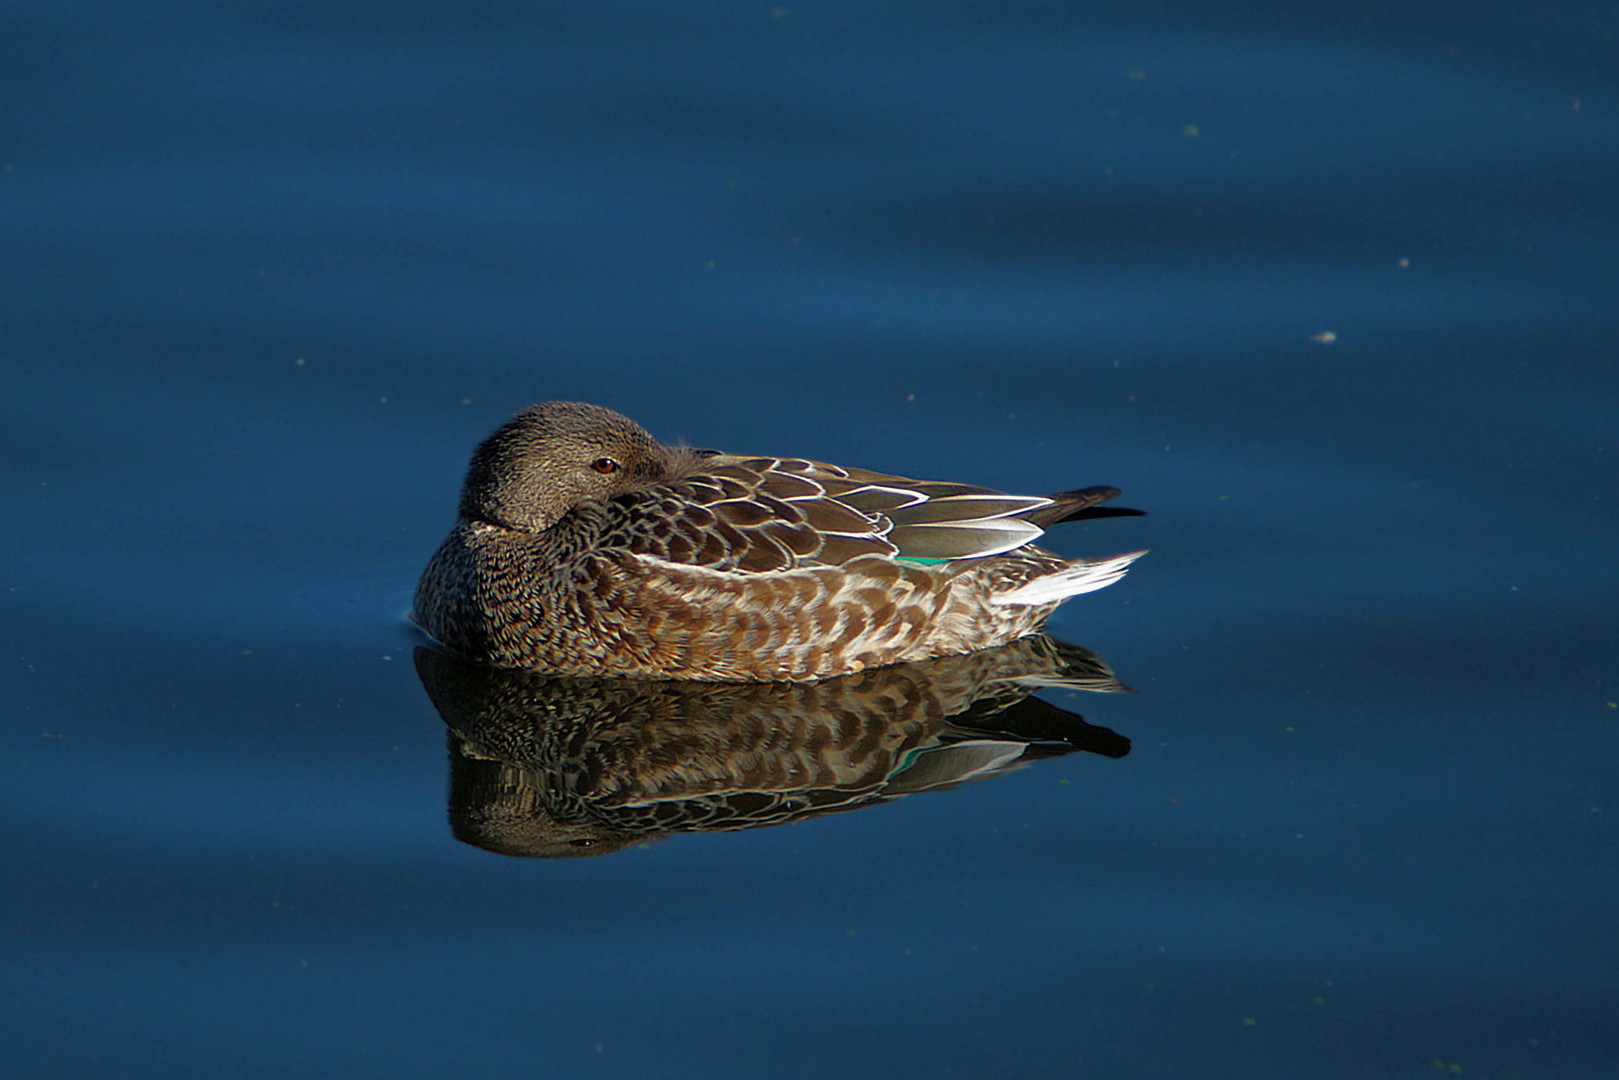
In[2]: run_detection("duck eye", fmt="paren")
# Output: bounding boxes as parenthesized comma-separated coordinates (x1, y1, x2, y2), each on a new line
(590, 457, 620, 475)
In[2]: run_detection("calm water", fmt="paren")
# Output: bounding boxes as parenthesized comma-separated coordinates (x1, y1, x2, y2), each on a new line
(5, 2, 1617, 1077)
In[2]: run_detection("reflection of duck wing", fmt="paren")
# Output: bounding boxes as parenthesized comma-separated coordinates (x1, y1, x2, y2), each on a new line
(416, 634, 1134, 858)
(949, 693, 1132, 759)
(883, 741, 1031, 795)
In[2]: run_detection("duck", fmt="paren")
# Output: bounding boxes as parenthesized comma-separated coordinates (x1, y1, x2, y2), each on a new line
(413, 401, 1144, 682)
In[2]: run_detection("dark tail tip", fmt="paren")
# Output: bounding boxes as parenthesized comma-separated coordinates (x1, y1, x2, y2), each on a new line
(1031, 486, 1147, 527)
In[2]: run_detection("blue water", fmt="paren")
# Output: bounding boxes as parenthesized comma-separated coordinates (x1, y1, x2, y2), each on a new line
(4, 2, 1617, 1077)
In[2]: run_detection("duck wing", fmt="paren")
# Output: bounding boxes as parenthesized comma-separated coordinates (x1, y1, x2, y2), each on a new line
(610, 457, 896, 573)
(612, 456, 1074, 572)
(814, 462, 1051, 559)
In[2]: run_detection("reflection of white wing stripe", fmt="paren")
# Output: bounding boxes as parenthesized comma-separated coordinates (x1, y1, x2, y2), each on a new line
(990, 550, 1146, 606)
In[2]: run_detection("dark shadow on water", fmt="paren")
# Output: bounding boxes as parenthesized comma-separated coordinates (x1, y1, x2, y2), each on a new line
(415, 636, 1134, 859)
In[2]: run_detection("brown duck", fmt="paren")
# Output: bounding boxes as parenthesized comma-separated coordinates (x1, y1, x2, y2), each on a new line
(413, 401, 1144, 681)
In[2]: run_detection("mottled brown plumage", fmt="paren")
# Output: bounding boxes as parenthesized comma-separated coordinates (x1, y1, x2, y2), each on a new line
(414, 401, 1144, 681)
(417, 636, 1132, 858)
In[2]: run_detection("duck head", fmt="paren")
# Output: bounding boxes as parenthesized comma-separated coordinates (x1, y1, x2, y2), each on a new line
(458, 401, 677, 531)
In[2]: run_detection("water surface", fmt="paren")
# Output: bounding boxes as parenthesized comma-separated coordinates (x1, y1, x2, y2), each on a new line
(4, 2, 1616, 1077)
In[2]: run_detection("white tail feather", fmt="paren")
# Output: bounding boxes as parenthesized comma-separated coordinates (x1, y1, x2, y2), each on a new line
(989, 550, 1147, 606)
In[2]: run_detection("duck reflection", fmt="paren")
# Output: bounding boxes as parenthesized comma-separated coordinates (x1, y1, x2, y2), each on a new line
(415, 636, 1133, 858)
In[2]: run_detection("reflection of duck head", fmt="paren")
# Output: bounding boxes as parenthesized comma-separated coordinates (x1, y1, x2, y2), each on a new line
(415, 636, 1134, 859)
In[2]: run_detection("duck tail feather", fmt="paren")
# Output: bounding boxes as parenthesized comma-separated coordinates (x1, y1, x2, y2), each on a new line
(1028, 486, 1146, 527)
(989, 550, 1147, 606)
